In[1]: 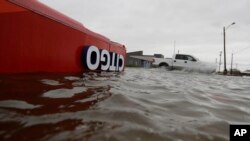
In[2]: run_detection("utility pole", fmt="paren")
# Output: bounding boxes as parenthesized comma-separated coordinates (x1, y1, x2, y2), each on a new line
(219, 51, 222, 72)
(230, 53, 234, 75)
(223, 22, 235, 75)
(223, 26, 227, 75)
(172, 41, 176, 70)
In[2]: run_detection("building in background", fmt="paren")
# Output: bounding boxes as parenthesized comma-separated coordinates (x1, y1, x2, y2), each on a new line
(242, 70, 250, 76)
(126, 51, 164, 68)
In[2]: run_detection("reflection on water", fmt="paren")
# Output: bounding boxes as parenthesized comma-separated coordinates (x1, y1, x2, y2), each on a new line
(0, 68, 250, 141)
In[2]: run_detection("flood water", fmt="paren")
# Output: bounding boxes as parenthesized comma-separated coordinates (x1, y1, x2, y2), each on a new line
(0, 68, 250, 141)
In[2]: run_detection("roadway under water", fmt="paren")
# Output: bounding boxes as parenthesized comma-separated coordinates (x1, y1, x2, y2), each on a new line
(0, 68, 250, 141)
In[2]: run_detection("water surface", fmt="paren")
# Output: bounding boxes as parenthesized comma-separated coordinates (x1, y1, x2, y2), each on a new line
(0, 68, 250, 141)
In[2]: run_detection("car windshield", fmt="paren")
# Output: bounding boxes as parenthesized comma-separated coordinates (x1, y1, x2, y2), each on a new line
(193, 56, 199, 61)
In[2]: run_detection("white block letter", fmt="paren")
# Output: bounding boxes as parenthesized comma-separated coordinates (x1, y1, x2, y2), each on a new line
(86, 46, 100, 70)
(100, 49, 110, 71)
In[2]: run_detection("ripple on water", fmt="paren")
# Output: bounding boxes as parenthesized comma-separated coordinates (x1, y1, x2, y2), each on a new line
(42, 87, 87, 98)
(40, 79, 62, 86)
(0, 100, 41, 109)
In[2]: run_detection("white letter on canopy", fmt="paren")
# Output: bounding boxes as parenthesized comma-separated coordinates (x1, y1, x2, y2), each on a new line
(100, 49, 110, 71)
(86, 46, 100, 70)
(118, 55, 124, 72)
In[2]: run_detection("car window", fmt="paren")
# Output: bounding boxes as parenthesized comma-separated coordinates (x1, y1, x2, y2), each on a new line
(183, 55, 188, 60)
(187, 56, 193, 61)
(175, 55, 182, 60)
(187, 56, 197, 61)
(176, 55, 187, 60)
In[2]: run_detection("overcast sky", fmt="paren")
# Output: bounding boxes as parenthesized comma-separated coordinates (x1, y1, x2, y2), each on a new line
(40, 0, 250, 71)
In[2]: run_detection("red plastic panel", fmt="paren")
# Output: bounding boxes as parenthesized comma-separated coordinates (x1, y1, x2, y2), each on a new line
(8, 0, 110, 42)
(0, 1, 126, 73)
(0, 0, 26, 13)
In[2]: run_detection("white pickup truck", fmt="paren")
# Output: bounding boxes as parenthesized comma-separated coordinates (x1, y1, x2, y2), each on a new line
(153, 54, 216, 73)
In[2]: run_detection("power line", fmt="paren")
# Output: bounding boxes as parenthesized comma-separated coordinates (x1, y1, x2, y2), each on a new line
(234, 46, 250, 54)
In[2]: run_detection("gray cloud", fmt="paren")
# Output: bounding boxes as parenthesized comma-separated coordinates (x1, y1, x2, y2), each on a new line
(40, 0, 250, 70)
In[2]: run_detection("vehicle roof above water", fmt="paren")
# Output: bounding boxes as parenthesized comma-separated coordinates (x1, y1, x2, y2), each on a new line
(174, 54, 194, 56)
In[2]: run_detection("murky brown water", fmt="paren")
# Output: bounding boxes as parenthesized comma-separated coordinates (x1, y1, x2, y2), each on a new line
(0, 68, 250, 141)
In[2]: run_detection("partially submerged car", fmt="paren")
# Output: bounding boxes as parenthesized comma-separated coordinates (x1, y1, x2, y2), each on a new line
(153, 54, 216, 73)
